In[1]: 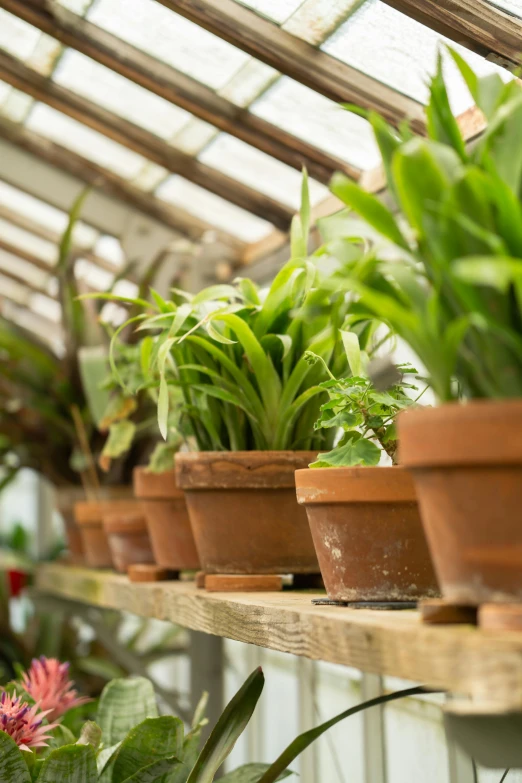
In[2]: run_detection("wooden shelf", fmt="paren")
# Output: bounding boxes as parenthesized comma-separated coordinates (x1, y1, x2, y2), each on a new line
(35, 564, 522, 712)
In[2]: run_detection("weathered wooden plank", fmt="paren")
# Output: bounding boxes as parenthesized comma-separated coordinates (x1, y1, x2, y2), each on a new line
(35, 564, 522, 711)
(0, 116, 244, 252)
(381, 0, 522, 67)
(0, 0, 358, 184)
(157, 0, 426, 131)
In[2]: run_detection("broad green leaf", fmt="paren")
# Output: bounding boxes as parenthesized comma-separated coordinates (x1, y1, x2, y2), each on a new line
(220, 764, 294, 782)
(0, 730, 31, 783)
(186, 668, 264, 783)
(121, 756, 183, 782)
(206, 321, 236, 345)
(101, 420, 136, 462)
(192, 285, 241, 304)
(447, 47, 507, 119)
(340, 330, 362, 377)
(77, 722, 102, 749)
(426, 53, 467, 161)
(97, 677, 158, 746)
(37, 744, 97, 783)
(112, 717, 184, 783)
(310, 436, 381, 467)
(330, 173, 409, 250)
(97, 742, 121, 777)
(290, 214, 306, 260)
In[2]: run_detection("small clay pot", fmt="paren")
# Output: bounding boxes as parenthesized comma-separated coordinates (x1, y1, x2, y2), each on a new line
(295, 466, 438, 602)
(399, 400, 522, 606)
(133, 467, 200, 571)
(55, 487, 86, 565)
(103, 512, 154, 573)
(175, 451, 319, 575)
(75, 497, 136, 569)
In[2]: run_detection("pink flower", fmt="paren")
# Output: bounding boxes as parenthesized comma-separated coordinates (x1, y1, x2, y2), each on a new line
(0, 691, 57, 750)
(21, 657, 91, 722)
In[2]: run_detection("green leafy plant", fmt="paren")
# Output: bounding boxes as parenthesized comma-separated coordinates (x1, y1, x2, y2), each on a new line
(324, 50, 522, 402)
(305, 335, 421, 466)
(86, 174, 354, 452)
(0, 657, 433, 783)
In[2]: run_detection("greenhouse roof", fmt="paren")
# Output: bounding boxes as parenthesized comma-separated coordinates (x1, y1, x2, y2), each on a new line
(0, 0, 519, 334)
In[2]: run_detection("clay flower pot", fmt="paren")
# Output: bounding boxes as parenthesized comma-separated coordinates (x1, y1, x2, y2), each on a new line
(133, 467, 200, 571)
(295, 466, 439, 602)
(175, 451, 319, 575)
(399, 400, 522, 605)
(75, 496, 137, 569)
(55, 487, 87, 565)
(103, 511, 155, 574)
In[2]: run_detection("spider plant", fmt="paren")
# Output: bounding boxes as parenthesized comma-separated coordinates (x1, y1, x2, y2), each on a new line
(324, 50, 522, 402)
(88, 174, 358, 452)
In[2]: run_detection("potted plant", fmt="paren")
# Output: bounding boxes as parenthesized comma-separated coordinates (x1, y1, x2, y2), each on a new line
(326, 51, 522, 607)
(90, 175, 351, 585)
(295, 336, 438, 602)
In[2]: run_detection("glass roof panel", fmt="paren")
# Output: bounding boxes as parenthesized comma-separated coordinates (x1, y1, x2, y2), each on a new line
(170, 118, 218, 156)
(486, 0, 522, 16)
(323, 0, 513, 114)
(0, 10, 41, 59)
(0, 181, 99, 248)
(88, 0, 250, 90)
(94, 236, 125, 267)
(0, 274, 28, 304)
(219, 60, 279, 108)
(0, 252, 51, 290)
(26, 104, 148, 179)
(0, 218, 56, 264)
(0, 83, 11, 106)
(30, 293, 61, 322)
(0, 88, 34, 124)
(75, 259, 114, 291)
(283, 0, 364, 45)
(57, 0, 95, 12)
(157, 176, 273, 242)
(53, 50, 192, 139)
(234, 0, 304, 23)
(252, 78, 380, 169)
(199, 133, 329, 209)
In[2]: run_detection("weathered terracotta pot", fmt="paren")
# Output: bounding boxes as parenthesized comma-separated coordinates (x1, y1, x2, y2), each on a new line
(55, 487, 86, 565)
(75, 496, 136, 569)
(295, 466, 438, 602)
(399, 400, 522, 605)
(103, 511, 155, 574)
(175, 451, 319, 575)
(133, 467, 200, 571)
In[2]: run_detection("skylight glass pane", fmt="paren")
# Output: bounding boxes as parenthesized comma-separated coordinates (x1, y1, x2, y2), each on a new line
(199, 134, 329, 209)
(75, 259, 114, 291)
(0, 181, 99, 248)
(0, 219, 56, 264)
(53, 50, 192, 139)
(234, 0, 304, 23)
(0, 274, 27, 304)
(487, 0, 522, 16)
(89, 0, 250, 90)
(31, 293, 61, 322)
(0, 83, 11, 106)
(284, 0, 363, 45)
(323, 0, 513, 114)
(1, 90, 34, 123)
(0, 250, 51, 290)
(171, 118, 218, 155)
(26, 104, 147, 179)
(157, 176, 273, 242)
(94, 235, 125, 267)
(57, 0, 95, 12)
(252, 78, 380, 169)
(219, 61, 279, 108)
(0, 10, 41, 59)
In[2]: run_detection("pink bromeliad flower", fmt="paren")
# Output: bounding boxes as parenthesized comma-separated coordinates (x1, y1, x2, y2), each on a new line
(22, 657, 90, 722)
(0, 691, 57, 750)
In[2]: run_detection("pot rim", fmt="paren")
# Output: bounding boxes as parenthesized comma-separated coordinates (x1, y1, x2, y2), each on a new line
(399, 399, 522, 467)
(75, 499, 138, 525)
(176, 450, 318, 490)
(295, 466, 417, 504)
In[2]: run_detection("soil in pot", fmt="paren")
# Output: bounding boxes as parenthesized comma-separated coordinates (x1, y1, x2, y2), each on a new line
(75, 496, 136, 569)
(104, 511, 154, 573)
(133, 468, 200, 571)
(399, 400, 522, 606)
(295, 466, 439, 602)
(175, 451, 319, 576)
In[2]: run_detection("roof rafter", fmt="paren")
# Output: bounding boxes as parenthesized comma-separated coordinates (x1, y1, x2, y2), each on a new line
(0, 295, 61, 339)
(0, 51, 294, 232)
(0, 115, 245, 251)
(381, 0, 522, 67)
(156, 0, 426, 131)
(0, 263, 54, 298)
(0, 0, 360, 184)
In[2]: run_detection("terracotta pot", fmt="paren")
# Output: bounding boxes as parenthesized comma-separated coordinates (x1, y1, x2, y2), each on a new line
(103, 511, 154, 573)
(133, 467, 200, 571)
(75, 496, 136, 569)
(295, 466, 438, 602)
(175, 451, 319, 575)
(56, 487, 86, 565)
(399, 400, 522, 605)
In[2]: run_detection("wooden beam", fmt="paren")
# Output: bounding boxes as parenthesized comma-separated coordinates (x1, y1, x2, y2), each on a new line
(0, 116, 244, 251)
(0, 263, 54, 298)
(155, 0, 426, 131)
(0, 52, 294, 231)
(0, 202, 116, 274)
(0, 0, 359, 184)
(380, 0, 522, 67)
(0, 236, 54, 275)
